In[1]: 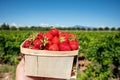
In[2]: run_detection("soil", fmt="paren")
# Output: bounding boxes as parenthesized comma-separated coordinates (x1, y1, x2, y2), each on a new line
(78, 53, 91, 75)
(0, 72, 12, 80)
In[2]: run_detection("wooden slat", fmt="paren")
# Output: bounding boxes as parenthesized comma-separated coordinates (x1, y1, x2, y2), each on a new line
(25, 55, 74, 79)
(37, 56, 73, 79)
(25, 55, 37, 76)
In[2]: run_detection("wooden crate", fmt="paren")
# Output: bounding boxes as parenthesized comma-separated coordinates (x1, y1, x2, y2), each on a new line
(20, 41, 78, 79)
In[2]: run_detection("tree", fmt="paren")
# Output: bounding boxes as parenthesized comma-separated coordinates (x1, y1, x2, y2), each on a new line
(117, 27, 120, 31)
(98, 27, 103, 31)
(81, 27, 86, 31)
(87, 28, 91, 31)
(0, 23, 10, 30)
(93, 28, 97, 31)
(104, 27, 109, 31)
(111, 27, 116, 31)
(77, 27, 80, 30)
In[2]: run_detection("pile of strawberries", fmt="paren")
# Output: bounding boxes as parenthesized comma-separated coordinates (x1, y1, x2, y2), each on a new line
(22, 28, 79, 51)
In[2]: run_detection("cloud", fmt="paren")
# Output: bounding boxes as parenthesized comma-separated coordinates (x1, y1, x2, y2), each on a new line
(11, 22, 19, 28)
(11, 23, 17, 26)
(40, 23, 49, 27)
(52, 24, 66, 28)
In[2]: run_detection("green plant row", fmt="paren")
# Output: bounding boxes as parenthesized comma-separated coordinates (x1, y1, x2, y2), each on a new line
(76, 31, 120, 80)
(0, 30, 33, 64)
(0, 30, 120, 79)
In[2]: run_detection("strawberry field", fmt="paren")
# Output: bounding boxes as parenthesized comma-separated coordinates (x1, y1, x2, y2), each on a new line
(0, 30, 120, 80)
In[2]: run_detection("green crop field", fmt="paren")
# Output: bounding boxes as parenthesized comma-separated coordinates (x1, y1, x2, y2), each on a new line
(0, 30, 120, 80)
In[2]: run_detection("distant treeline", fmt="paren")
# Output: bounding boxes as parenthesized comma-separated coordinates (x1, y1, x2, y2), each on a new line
(0, 23, 120, 31)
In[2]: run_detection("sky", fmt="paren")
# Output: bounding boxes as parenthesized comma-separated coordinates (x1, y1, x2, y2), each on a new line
(0, 0, 120, 28)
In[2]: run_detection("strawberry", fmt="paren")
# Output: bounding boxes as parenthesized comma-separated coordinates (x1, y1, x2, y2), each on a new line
(38, 32, 44, 37)
(59, 42, 71, 51)
(37, 32, 44, 40)
(49, 44, 59, 51)
(32, 46, 39, 50)
(23, 40, 31, 48)
(33, 39, 42, 49)
(59, 32, 70, 39)
(52, 36, 60, 45)
(44, 40, 52, 50)
(69, 34, 77, 41)
(59, 32, 70, 43)
(50, 28, 59, 36)
(44, 44, 49, 50)
(71, 70, 75, 76)
(60, 36, 69, 43)
(45, 32, 53, 40)
(69, 40, 79, 50)
(22, 28, 79, 51)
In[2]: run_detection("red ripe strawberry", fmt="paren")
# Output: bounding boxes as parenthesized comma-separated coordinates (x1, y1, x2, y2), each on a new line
(44, 40, 52, 50)
(44, 44, 49, 50)
(59, 32, 70, 39)
(71, 70, 75, 76)
(59, 32, 70, 43)
(45, 32, 53, 40)
(38, 32, 44, 36)
(23, 40, 31, 48)
(49, 44, 59, 51)
(52, 36, 60, 44)
(59, 42, 71, 51)
(69, 34, 77, 41)
(69, 40, 79, 50)
(32, 46, 39, 50)
(37, 32, 44, 40)
(60, 37, 69, 43)
(33, 39, 42, 49)
(50, 28, 59, 36)
(70, 34, 76, 38)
